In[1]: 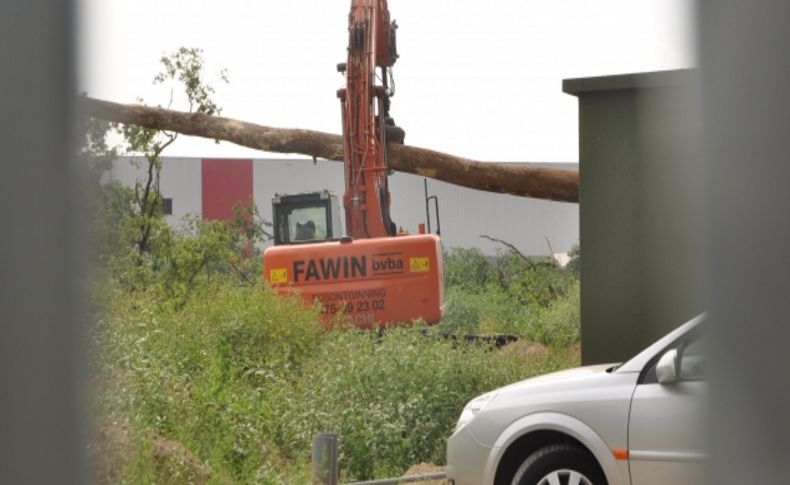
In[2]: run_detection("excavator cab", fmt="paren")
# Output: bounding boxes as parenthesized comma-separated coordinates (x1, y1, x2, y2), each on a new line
(272, 190, 342, 245)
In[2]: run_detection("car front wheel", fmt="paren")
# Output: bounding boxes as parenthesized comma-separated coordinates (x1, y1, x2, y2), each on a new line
(511, 444, 606, 485)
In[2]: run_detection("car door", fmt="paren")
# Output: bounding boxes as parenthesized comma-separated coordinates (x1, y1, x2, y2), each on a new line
(627, 329, 707, 485)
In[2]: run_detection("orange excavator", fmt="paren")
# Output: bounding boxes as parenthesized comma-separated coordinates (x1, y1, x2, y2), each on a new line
(263, 0, 444, 328)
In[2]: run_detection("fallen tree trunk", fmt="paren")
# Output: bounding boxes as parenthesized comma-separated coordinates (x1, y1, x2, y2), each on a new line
(81, 96, 579, 203)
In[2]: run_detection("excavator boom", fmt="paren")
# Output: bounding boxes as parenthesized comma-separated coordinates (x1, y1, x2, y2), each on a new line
(263, 0, 445, 327)
(338, 0, 397, 238)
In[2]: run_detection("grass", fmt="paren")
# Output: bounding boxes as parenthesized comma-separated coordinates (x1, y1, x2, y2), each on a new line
(92, 248, 581, 483)
(438, 248, 580, 347)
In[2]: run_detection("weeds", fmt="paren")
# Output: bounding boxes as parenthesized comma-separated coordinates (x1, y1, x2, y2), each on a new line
(93, 248, 581, 482)
(438, 248, 580, 346)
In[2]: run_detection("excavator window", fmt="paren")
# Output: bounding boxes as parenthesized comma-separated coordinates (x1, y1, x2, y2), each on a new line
(271, 191, 341, 245)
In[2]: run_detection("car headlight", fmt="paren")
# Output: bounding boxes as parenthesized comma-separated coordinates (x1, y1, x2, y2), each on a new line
(455, 391, 498, 432)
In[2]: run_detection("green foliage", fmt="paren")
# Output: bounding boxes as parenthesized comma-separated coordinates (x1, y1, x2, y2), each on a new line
(90, 180, 138, 264)
(81, 46, 270, 300)
(87, 46, 583, 484)
(80, 115, 119, 178)
(283, 327, 574, 480)
(439, 247, 581, 346)
(93, 246, 581, 484)
(84, 47, 230, 260)
(103, 207, 269, 302)
(567, 243, 581, 278)
(91, 245, 581, 482)
(95, 281, 321, 483)
(154, 47, 228, 116)
(94, 280, 578, 483)
(443, 247, 497, 290)
(526, 280, 581, 347)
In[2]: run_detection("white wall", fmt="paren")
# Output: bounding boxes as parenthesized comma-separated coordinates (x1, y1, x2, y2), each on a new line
(109, 157, 202, 227)
(252, 158, 344, 239)
(388, 166, 579, 255)
(111, 157, 579, 256)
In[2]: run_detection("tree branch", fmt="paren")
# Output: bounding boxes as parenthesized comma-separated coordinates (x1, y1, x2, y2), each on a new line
(80, 96, 579, 203)
(479, 234, 531, 263)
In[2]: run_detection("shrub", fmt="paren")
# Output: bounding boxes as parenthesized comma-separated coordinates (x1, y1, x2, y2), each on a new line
(567, 243, 581, 278)
(443, 248, 497, 291)
(91, 199, 582, 482)
(439, 247, 580, 346)
(95, 280, 323, 482)
(528, 280, 581, 348)
(94, 277, 579, 483)
(268, 326, 569, 480)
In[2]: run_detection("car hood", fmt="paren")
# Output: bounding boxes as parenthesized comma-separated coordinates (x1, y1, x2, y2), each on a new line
(495, 363, 617, 394)
(466, 363, 637, 447)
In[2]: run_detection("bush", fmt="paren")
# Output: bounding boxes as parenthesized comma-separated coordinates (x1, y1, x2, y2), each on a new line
(95, 280, 323, 482)
(443, 248, 497, 290)
(566, 243, 580, 278)
(93, 277, 579, 483)
(527, 280, 581, 347)
(269, 326, 571, 480)
(439, 247, 580, 346)
(92, 210, 582, 482)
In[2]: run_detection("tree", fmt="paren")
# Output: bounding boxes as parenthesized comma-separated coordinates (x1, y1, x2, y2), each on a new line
(85, 48, 269, 294)
(81, 94, 579, 205)
(120, 47, 228, 254)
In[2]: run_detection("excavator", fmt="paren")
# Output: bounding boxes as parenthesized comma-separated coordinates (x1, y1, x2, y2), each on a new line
(263, 0, 445, 328)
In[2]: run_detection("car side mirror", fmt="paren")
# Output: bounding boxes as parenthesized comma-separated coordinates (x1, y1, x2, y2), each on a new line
(656, 348, 679, 384)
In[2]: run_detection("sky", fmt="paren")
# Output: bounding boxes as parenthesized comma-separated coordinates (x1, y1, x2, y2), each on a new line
(78, 0, 694, 163)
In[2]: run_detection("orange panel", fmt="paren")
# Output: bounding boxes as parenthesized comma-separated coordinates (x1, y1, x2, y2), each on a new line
(263, 234, 445, 328)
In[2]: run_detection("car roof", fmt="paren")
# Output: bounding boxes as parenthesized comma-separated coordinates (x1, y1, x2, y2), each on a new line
(614, 313, 706, 373)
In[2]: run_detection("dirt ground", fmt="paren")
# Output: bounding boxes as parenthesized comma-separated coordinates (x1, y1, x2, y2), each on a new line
(403, 463, 448, 485)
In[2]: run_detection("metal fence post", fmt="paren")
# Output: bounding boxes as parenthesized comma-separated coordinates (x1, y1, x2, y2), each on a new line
(312, 433, 339, 485)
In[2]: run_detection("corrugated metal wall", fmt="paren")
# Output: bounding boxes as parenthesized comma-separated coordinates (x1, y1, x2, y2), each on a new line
(112, 157, 578, 256)
(109, 157, 202, 225)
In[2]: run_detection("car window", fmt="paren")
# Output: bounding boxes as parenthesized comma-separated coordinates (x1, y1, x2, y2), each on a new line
(678, 334, 705, 380)
(641, 330, 705, 384)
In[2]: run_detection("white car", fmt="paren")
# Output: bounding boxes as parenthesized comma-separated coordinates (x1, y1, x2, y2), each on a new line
(447, 315, 706, 485)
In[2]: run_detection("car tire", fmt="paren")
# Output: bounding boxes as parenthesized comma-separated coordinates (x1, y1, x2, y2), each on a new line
(511, 444, 606, 485)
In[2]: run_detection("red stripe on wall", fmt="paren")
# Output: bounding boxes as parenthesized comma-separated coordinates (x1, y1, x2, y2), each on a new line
(201, 159, 253, 222)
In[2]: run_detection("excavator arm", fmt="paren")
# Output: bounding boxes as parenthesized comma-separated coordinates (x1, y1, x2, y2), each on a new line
(337, 0, 398, 238)
(263, 0, 444, 328)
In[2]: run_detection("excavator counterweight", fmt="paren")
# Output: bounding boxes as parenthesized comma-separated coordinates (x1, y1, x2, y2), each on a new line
(265, 234, 443, 327)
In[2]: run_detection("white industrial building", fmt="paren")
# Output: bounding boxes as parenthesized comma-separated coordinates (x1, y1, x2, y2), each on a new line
(109, 157, 578, 256)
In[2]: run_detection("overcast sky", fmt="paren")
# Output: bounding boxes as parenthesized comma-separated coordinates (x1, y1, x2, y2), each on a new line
(78, 0, 694, 163)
